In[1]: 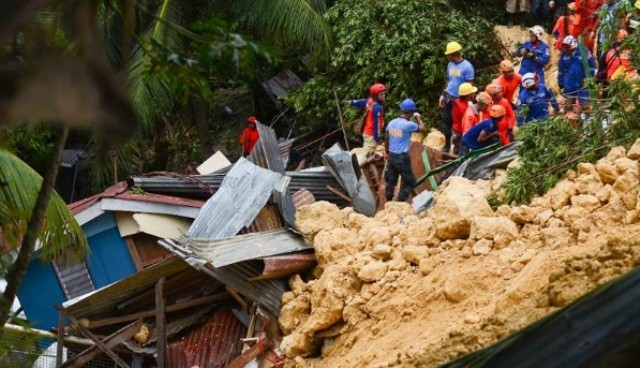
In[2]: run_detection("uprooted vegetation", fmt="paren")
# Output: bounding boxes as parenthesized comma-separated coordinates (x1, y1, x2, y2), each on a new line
(279, 139, 640, 368)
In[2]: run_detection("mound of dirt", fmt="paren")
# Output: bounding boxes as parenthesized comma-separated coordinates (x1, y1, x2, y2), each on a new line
(281, 139, 640, 368)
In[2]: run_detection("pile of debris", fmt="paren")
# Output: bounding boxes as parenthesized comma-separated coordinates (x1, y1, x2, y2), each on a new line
(278, 139, 640, 367)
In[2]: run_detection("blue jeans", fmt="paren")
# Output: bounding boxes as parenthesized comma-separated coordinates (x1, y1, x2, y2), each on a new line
(531, 0, 550, 27)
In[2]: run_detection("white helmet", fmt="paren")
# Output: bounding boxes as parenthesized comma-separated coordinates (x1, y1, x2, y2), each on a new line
(562, 35, 578, 49)
(529, 25, 545, 40)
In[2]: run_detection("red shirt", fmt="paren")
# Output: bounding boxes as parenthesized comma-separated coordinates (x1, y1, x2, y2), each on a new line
(605, 47, 633, 81)
(451, 98, 469, 134)
(240, 127, 259, 155)
(494, 74, 522, 105)
(492, 98, 516, 130)
(575, 0, 605, 31)
(462, 104, 488, 134)
(552, 15, 584, 51)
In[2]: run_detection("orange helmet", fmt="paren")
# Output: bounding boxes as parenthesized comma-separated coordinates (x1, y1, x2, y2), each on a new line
(476, 92, 493, 105)
(499, 60, 514, 72)
(485, 83, 503, 96)
(247, 116, 257, 124)
(490, 104, 506, 118)
(369, 83, 387, 97)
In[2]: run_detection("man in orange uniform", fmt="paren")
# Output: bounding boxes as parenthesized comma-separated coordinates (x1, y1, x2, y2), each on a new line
(486, 83, 516, 143)
(462, 92, 492, 135)
(348, 83, 387, 156)
(493, 60, 522, 106)
(575, 0, 605, 51)
(239, 116, 260, 157)
(552, 2, 584, 51)
(451, 83, 478, 154)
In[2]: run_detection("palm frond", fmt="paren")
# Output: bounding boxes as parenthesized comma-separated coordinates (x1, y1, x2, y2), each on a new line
(0, 149, 87, 262)
(232, 0, 332, 57)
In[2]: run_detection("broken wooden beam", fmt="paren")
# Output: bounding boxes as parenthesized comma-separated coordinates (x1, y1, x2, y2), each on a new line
(56, 305, 131, 368)
(87, 292, 229, 329)
(56, 310, 65, 366)
(227, 338, 273, 368)
(156, 277, 166, 368)
(326, 185, 352, 202)
(61, 319, 143, 368)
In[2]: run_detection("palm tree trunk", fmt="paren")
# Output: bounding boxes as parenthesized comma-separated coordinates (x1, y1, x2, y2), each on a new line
(192, 98, 213, 160)
(0, 125, 70, 325)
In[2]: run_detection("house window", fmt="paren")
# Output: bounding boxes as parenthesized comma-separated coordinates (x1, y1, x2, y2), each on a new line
(52, 254, 95, 299)
(125, 233, 173, 271)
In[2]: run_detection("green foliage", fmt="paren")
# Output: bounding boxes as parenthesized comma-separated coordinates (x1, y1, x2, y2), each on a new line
(286, 0, 502, 132)
(501, 77, 640, 205)
(0, 124, 55, 175)
(0, 148, 87, 262)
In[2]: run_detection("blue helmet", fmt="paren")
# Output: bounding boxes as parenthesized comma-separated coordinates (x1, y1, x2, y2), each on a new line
(400, 98, 417, 112)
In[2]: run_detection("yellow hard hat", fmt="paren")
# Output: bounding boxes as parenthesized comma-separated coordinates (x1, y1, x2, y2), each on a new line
(635, 0, 640, 10)
(445, 41, 462, 55)
(490, 104, 506, 118)
(458, 83, 478, 96)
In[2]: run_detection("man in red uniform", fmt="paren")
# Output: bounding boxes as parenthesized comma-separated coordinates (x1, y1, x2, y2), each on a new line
(462, 92, 492, 135)
(493, 60, 522, 106)
(348, 83, 387, 156)
(486, 83, 516, 143)
(239, 116, 260, 157)
(451, 82, 478, 154)
(575, 0, 605, 51)
(552, 2, 584, 50)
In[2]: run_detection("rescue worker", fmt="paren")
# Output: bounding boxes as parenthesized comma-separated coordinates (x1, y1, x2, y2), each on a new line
(558, 35, 595, 106)
(531, 0, 551, 30)
(461, 105, 508, 156)
(384, 98, 426, 202)
(493, 60, 522, 106)
(440, 41, 475, 153)
(486, 83, 516, 143)
(451, 83, 478, 154)
(549, 0, 570, 24)
(601, 30, 636, 83)
(348, 83, 387, 156)
(239, 116, 260, 157)
(552, 2, 583, 51)
(462, 92, 492, 135)
(514, 25, 551, 86)
(575, 0, 605, 52)
(517, 72, 559, 125)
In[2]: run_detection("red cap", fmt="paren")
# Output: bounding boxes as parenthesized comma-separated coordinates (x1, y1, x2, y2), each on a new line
(247, 116, 257, 124)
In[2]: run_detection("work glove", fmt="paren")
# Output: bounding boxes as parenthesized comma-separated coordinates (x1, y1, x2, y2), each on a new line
(413, 112, 421, 119)
(523, 49, 534, 58)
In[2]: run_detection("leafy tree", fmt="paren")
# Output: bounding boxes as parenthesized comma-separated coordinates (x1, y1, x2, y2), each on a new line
(286, 0, 503, 133)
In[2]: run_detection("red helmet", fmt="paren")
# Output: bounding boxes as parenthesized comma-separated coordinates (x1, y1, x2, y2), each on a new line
(369, 83, 387, 97)
(247, 116, 257, 124)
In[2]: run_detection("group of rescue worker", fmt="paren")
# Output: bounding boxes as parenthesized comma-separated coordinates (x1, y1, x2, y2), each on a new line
(345, 0, 640, 203)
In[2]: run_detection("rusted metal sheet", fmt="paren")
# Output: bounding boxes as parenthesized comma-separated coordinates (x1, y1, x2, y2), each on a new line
(242, 204, 284, 234)
(292, 188, 315, 208)
(166, 309, 246, 368)
(253, 252, 317, 280)
(262, 69, 304, 99)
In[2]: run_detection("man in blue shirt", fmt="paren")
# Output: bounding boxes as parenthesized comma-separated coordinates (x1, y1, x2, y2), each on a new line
(440, 41, 475, 154)
(517, 72, 559, 125)
(461, 105, 506, 155)
(384, 99, 426, 202)
(558, 35, 595, 106)
(515, 26, 551, 86)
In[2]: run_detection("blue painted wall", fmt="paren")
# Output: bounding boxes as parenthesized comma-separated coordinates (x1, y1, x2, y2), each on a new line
(17, 212, 136, 330)
(17, 258, 66, 330)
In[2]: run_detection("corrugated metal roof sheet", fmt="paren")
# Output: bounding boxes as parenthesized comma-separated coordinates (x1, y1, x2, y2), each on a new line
(183, 228, 311, 268)
(159, 239, 286, 316)
(61, 149, 86, 168)
(261, 69, 304, 99)
(257, 252, 317, 280)
(129, 171, 349, 206)
(186, 158, 289, 239)
(167, 309, 246, 368)
(292, 188, 315, 208)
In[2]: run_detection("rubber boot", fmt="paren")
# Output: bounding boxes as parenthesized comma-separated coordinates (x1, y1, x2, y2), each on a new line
(507, 12, 514, 28)
(520, 12, 527, 30)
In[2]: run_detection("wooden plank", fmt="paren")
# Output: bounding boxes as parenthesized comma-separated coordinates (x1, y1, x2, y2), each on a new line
(56, 305, 131, 368)
(227, 338, 272, 368)
(124, 236, 144, 272)
(326, 185, 352, 202)
(62, 320, 143, 368)
(56, 310, 65, 367)
(225, 286, 249, 311)
(88, 292, 229, 329)
(155, 277, 166, 368)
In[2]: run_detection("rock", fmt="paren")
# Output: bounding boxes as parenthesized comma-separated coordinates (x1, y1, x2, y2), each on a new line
(577, 162, 597, 176)
(613, 172, 639, 210)
(627, 138, 640, 160)
(432, 177, 493, 240)
(290, 275, 308, 296)
(280, 294, 311, 334)
(614, 157, 640, 177)
(282, 291, 296, 305)
(357, 262, 388, 283)
(402, 246, 429, 265)
(472, 239, 493, 255)
(541, 227, 573, 249)
(314, 228, 359, 267)
(595, 160, 619, 184)
(343, 296, 368, 325)
(626, 210, 639, 224)
(296, 202, 344, 240)
(570, 194, 602, 212)
(281, 332, 316, 358)
(545, 180, 578, 209)
(534, 208, 554, 226)
(574, 174, 603, 196)
(606, 146, 627, 161)
(510, 205, 538, 224)
(470, 216, 519, 242)
(419, 258, 437, 275)
(372, 244, 392, 260)
(596, 185, 613, 203)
